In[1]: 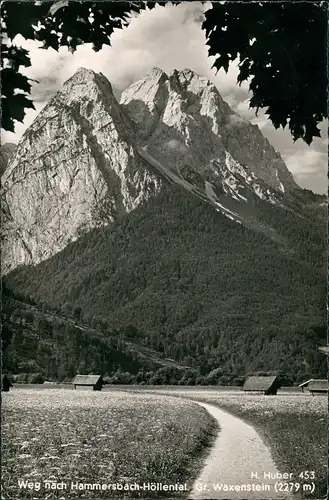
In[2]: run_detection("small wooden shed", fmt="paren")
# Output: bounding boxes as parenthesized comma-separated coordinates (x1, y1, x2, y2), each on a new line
(1, 375, 13, 392)
(299, 379, 313, 392)
(72, 374, 103, 391)
(242, 375, 280, 395)
(307, 379, 328, 396)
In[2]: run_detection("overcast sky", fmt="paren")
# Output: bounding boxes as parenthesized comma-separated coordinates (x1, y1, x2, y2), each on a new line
(2, 1, 327, 194)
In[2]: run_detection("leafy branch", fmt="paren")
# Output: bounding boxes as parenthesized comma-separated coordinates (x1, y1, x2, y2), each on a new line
(1, 0, 327, 144)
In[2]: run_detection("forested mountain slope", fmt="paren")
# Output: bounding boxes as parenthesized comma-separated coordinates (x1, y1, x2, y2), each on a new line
(4, 181, 326, 385)
(2, 286, 193, 384)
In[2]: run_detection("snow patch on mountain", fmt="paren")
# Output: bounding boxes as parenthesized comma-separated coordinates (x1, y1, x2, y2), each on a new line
(209, 152, 280, 206)
(211, 156, 247, 202)
(205, 181, 242, 223)
(275, 168, 285, 193)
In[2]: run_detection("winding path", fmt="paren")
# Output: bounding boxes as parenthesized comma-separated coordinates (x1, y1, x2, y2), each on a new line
(189, 402, 290, 499)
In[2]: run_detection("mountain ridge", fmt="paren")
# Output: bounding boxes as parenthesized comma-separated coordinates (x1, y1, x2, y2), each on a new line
(120, 66, 297, 191)
(2, 66, 306, 275)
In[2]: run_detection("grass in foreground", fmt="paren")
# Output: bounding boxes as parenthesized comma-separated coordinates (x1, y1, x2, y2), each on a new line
(149, 389, 327, 499)
(2, 389, 217, 499)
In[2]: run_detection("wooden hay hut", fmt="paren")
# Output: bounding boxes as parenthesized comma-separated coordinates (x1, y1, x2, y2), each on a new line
(307, 379, 328, 396)
(1, 375, 13, 392)
(72, 374, 103, 391)
(298, 379, 314, 392)
(242, 375, 280, 395)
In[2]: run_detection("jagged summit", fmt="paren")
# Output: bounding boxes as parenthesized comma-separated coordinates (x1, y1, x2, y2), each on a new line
(66, 67, 114, 86)
(169, 67, 213, 88)
(145, 66, 168, 79)
(121, 67, 215, 98)
(61, 67, 101, 90)
(57, 66, 115, 104)
(121, 66, 297, 192)
(171, 67, 195, 76)
(71, 66, 96, 77)
(124, 66, 214, 93)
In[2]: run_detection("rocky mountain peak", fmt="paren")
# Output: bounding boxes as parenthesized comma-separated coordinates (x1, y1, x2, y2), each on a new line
(146, 66, 168, 79)
(69, 66, 97, 79)
(1, 68, 162, 274)
(169, 67, 214, 92)
(2, 66, 301, 274)
(120, 67, 297, 193)
(54, 67, 116, 110)
(120, 67, 168, 111)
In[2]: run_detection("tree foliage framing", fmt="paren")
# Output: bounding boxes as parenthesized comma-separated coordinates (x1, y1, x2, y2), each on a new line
(1, 0, 327, 145)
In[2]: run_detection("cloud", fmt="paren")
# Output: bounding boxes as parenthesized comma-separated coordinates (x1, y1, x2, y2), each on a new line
(3, 3, 215, 129)
(1, 1, 327, 194)
(283, 149, 327, 194)
(226, 114, 246, 127)
(260, 120, 328, 194)
(3, 2, 245, 130)
(250, 115, 268, 130)
(285, 150, 326, 175)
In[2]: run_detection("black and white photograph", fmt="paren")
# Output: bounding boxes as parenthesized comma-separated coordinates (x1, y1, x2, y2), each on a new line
(1, 1, 328, 499)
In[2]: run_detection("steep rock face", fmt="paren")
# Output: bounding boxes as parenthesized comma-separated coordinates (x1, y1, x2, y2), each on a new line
(0, 143, 16, 176)
(2, 68, 161, 273)
(120, 67, 297, 192)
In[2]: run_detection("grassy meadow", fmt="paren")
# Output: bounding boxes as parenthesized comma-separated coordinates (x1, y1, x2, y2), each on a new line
(1, 389, 217, 499)
(148, 389, 327, 499)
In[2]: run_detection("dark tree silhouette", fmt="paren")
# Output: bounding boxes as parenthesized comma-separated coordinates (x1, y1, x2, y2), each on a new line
(203, 1, 327, 145)
(1, 0, 327, 145)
